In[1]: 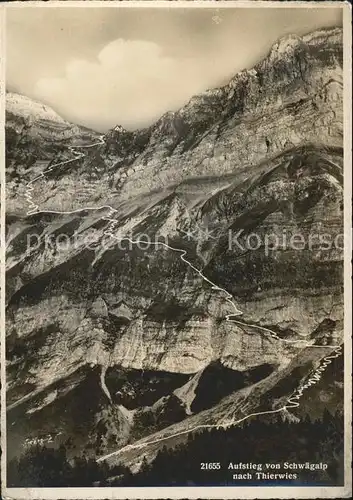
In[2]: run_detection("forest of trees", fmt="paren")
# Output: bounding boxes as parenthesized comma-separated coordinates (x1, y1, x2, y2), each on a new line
(7, 409, 344, 487)
(7, 445, 132, 487)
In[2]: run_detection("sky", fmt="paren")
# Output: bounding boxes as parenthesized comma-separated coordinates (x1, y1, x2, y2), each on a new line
(6, 6, 342, 132)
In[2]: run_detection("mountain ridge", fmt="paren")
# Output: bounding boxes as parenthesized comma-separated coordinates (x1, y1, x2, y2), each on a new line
(7, 26, 343, 215)
(5, 26, 344, 472)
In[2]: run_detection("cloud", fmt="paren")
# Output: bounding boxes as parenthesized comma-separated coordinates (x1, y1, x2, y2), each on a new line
(34, 39, 218, 132)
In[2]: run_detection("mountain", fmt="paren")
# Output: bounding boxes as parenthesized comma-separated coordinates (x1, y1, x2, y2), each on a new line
(6, 92, 100, 215)
(5, 27, 343, 473)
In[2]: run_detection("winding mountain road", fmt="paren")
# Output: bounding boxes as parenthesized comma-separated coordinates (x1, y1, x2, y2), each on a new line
(21, 132, 342, 462)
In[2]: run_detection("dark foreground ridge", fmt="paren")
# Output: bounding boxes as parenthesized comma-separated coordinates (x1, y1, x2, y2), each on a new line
(7, 409, 344, 487)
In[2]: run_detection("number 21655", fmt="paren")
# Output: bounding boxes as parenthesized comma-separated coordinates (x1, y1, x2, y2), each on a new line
(200, 463, 221, 470)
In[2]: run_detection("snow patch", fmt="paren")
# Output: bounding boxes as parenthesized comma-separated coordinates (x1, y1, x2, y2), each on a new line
(118, 404, 136, 424)
(174, 369, 204, 415)
(6, 92, 67, 125)
(26, 390, 58, 414)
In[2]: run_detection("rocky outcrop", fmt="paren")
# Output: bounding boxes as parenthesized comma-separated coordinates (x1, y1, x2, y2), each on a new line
(5, 27, 343, 462)
(6, 92, 100, 214)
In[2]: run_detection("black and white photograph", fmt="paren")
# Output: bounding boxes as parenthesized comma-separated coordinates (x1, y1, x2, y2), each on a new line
(0, 1, 351, 498)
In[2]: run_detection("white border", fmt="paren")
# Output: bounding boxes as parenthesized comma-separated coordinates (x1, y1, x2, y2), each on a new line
(0, 2, 351, 499)
(0, 1, 351, 9)
(0, 2, 8, 495)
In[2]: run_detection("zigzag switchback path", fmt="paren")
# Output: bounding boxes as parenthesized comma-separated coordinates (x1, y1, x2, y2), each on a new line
(21, 131, 342, 462)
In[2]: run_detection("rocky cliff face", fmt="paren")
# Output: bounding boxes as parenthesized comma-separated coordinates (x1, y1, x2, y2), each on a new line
(5, 28, 343, 465)
(6, 92, 100, 215)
